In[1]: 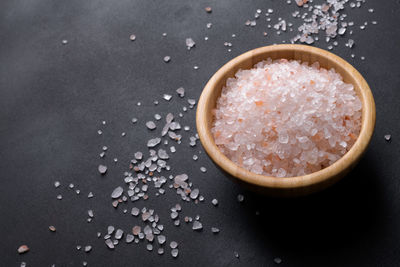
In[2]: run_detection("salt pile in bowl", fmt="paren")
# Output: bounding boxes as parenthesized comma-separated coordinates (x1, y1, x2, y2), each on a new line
(211, 58, 362, 177)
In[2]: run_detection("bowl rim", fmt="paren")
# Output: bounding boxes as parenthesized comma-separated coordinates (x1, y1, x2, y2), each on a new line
(196, 44, 376, 190)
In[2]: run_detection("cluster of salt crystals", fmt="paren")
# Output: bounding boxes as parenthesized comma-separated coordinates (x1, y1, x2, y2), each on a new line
(212, 59, 362, 177)
(92, 89, 208, 257)
(243, 0, 375, 54)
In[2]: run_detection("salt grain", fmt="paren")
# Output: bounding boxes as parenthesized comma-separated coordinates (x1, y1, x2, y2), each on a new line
(98, 165, 107, 175)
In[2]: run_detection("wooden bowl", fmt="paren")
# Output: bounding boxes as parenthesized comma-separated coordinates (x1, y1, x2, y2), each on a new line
(196, 44, 376, 197)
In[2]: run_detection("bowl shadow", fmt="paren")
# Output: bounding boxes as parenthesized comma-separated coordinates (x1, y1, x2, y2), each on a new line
(224, 156, 385, 262)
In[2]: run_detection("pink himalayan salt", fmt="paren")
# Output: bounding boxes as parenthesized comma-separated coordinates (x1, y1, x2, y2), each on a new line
(212, 58, 362, 177)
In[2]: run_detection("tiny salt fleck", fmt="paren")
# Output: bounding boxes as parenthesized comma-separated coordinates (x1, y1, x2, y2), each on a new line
(84, 245, 92, 252)
(146, 121, 157, 130)
(211, 227, 220, 234)
(384, 134, 391, 141)
(98, 165, 107, 174)
(132, 118, 138, 123)
(171, 248, 179, 258)
(158, 248, 165, 255)
(97, 130, 102, 135)
(88, 192, 94, 198)
(176, 87, 185, 97)
(211, 199, 218, 206)
(130, 34, 136, 41)
(200, 167, 207, 173)
(163, 56, 171, 63)
(205, 6, 212, 13)
(186, 38, 196, 49)
(115, 229, 124, 240)
(193, 155, 198, 161)
(237, 194, 244, 202)
(18, 245, 29, 254)
(147, 138, 161, 147)
(105, 239, 114, 249)
(57, 194, 62, 200)
(111, 186, 123, 199)
(49, 225, 56, 232)
(146, 244, 153, 251)
(193, 65, 199, 70)
(87, 210, 94, 218)
(54, 181, 60, 188)
(170, 241, 178, 249)
(163, 94, 172, 101)
(62, 39, 68, 45)
(274, 257, 282, 264)
(192, 221, 203, 231)
(234, 251, 240, 258)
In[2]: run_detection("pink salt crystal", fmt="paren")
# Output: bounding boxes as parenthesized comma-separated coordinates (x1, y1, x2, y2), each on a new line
(212, 58, 362, 177)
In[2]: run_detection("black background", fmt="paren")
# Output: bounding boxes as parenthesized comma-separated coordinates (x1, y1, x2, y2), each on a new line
(1, 0, 400, 266)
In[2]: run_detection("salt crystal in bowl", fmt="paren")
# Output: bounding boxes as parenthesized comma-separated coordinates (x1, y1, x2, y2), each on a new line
(196, 45, 375, 197)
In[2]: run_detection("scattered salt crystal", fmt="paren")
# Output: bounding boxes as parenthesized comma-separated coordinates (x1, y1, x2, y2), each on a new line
(163, 56, 171, 63)
(84, 245, 92, 252)
(130, 34, 136, 41)
(98, 165, 107, 174)
(115, 229, 124, 240)
(170, 241, 178, 249)
(147, 138, 161, 147)
(88, 210, 94, 218)
(105, 239, 114, 249)
(237, 194, 244, 202)
(163, 94, 172, 101)
(200, 167, 207, 173)
(176, 87, 185, 97)
(146, 121, 156, 130)
(384, 134, 391, 141)
(111, 186, 123, 198)
(18, 245, 29, 254)
(192, 221, 203, 231)
(186, 38, 196, 49)
(157, 235, 166, 245)
(211, 199, 218, 206)
(54, 181, 60, 188)
(126, 234, 134, 243)
(211, 227, 220, 233)
(171, 248, 179, 258)
(274, 257, 282, 264)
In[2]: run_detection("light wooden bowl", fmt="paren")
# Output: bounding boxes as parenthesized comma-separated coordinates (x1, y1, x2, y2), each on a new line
(196, 44, 376, 197)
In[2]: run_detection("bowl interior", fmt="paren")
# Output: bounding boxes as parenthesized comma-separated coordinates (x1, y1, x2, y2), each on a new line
(196, 44, 375, 196)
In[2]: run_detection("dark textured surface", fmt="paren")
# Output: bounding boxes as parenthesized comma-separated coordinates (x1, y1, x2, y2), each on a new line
(1, 0, 400, 266)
